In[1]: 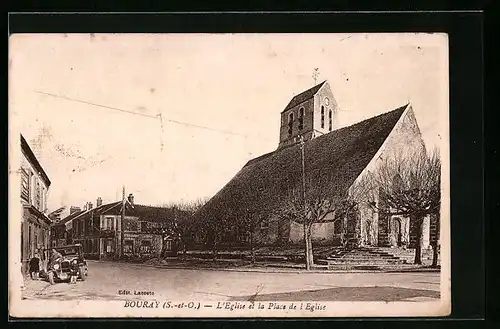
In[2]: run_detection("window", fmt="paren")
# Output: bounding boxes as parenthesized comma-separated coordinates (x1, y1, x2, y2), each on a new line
(140, 240, 152, 254)
(123, 240, 134, 254)
(40, 186, 45, 212)
(165, 239, 172, 251)
(288, 112, 294, 136)
(34, 179, 41, 210)
(321, 106, 325, 128)
(329, 109, 333, 131)
(105, 217, 114, 230)
(298, 108, 304, 130)
(21, 168, 30, 202)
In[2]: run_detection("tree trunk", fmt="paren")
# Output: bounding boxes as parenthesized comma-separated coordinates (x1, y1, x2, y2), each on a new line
(250, 231, 255, 264)
(431, 242, 439, 267)
(431, 214, 440, 268)
(303, 223, 311, 270)
(307, 225, 314, 268)
(413, 216, 424, 265)
(212, 238, 218, 262)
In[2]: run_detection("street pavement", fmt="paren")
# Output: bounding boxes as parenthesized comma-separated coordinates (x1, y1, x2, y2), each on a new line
(22, 260, 441, 302)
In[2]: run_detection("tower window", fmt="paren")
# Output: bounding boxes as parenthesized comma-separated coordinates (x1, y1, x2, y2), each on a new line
(321, 106, 325, 128)
(329, 109, 333, 131)
(288, 113, 294, 136)
(298, 108, 304, 130)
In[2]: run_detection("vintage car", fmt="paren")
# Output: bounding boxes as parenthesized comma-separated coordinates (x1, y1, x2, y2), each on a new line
(42, 244, 88, 284)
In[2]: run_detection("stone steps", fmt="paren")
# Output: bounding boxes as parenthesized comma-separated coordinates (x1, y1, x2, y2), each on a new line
(317, 258, 406, 265)
(317, 247, 411, 266)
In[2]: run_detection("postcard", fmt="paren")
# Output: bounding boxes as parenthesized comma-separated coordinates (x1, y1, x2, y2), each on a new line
(8, 33, 450, 318)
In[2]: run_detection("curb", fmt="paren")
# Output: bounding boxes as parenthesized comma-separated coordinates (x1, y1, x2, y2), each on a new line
(87, 260, 440, 274)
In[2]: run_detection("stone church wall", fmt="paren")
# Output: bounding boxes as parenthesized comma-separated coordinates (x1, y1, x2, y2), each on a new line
(350, 106, 428, 248)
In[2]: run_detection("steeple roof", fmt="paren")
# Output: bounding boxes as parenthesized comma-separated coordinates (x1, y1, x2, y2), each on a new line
(281, 80, 327, 113)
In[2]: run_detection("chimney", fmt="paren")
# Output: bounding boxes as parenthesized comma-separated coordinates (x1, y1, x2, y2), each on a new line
(96, 197, 102, 207)
(88, 202, 93, 210)
(128, 193, 134, 205)
(70, 206, 81, 214)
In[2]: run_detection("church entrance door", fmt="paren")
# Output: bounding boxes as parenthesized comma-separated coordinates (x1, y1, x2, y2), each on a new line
(393, 218, 402, 247)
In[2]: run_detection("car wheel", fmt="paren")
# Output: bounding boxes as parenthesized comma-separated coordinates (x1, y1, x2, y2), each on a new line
(48, 271, 55, 285)
(79, 266, 86, 281)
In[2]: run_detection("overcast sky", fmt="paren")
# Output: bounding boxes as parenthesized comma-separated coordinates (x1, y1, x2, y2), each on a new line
(9, 33, 448, 211)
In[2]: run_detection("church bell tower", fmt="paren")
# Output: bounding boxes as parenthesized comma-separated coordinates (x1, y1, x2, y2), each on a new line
(278, 80, 339, 149)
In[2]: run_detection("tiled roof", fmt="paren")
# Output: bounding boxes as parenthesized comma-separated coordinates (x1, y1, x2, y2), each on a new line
(124, 204, 189, 224)
(198, 104, 408, 221)
(54, 201, 121, 227)
(282, 81, 326, 113)
(56, 201, 188, 227)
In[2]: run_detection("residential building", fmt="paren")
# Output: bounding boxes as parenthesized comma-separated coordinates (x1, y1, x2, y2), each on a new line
(51, 194, 185, 259)
(20, 134, 52, 273)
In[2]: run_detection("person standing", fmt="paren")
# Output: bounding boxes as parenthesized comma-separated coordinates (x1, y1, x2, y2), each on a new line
(29, 253, 40, 280)
(49, 248, 62, 267)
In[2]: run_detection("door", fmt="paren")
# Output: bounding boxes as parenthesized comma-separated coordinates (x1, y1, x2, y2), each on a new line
(393, 218, 402, 247)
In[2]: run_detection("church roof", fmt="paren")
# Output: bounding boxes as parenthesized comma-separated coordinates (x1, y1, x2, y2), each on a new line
(281, 81, 327, 113)
(197, 104, 408, 221)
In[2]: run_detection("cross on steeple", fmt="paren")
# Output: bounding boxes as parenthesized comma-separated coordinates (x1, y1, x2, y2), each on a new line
(312, 68, 319, 86)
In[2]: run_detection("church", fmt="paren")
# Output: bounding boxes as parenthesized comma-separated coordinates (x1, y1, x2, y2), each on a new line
(196, 81, 438, 250)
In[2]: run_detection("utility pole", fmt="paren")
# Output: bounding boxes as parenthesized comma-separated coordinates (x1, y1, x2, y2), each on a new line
(120, 186, 125, 258)
(299, 135, 310, 270)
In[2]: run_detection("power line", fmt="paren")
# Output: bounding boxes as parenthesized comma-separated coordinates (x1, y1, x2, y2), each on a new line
(35, 90, 159, 119)
(35, 90, 272, 141)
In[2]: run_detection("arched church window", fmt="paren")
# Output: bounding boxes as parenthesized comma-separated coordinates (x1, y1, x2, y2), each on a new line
(298, 108, 304, 130)
(329, 109, 333, 131)
(288, 112, 294, 137)
(321, 106, 325, 128)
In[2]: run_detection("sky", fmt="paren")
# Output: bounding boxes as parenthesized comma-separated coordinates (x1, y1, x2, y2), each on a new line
(9, 33, 448, 212)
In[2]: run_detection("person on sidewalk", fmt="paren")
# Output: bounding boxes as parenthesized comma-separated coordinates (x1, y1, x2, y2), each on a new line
(29, 253, 40, 280)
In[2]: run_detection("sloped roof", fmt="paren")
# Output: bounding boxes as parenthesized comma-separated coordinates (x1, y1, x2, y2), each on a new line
(117, 204, 189, 224)
(56, 201, 187, 227)
(282, 81, 326, 113)
(53, 201, 121, 227)
(55, 209, 84, 227)
(198, 104, 408, 221)
(21, 134, 51, 187)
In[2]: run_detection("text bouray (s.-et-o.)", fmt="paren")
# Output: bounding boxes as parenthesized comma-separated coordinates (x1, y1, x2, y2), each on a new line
(123, 301, 327, 312)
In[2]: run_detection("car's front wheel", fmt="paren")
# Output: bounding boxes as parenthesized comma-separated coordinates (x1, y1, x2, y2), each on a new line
(79, 266, 86, 281)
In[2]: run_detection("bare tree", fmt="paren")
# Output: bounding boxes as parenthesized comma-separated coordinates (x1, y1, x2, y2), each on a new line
(194, 196, 231, 261)
(366, 149, 441, 265)
(280, 169, 354, 270)
(163, 198, 209, 254)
